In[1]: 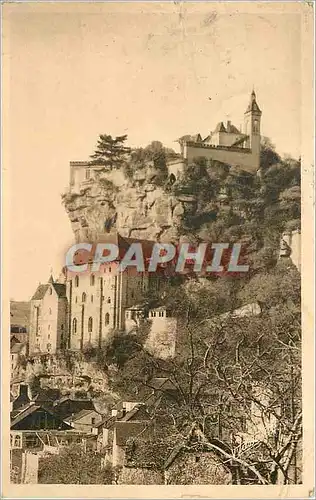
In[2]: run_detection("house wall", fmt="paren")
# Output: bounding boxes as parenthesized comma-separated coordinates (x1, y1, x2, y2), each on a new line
(69, 162, 126, 193)
(29, 299, 41, 355)
(29, 288, 67, 355)
(112, 429, 125, 467)
(71, 411, 102, 434)
(38, 287, 59, 354)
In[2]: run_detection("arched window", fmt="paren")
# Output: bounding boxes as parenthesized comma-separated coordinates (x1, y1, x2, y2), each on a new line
(90, 274, 95, 286)
(169, 173, 176, 185)
(91, 295, 94, 303)
(82, 292, 86, 303)
(88, 317, 93, 333)
(105, 313, 110, 326)
(253, 119, 259, 134)
(73, 318, 77, 334)
(14, 435, 21, 448)
(107, 297, 111, 304)
(75, 276, 79, 288)
(49, 308, 52, 315)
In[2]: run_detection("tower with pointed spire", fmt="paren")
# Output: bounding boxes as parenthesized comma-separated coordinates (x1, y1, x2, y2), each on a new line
(175, 89, 262, 174)
(244, 89, 262, 169)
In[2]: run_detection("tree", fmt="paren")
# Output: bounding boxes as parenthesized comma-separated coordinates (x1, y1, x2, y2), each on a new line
(108, 271, 301, 485)
(90, 134, 130, 169)
(38, 445, 115, 484)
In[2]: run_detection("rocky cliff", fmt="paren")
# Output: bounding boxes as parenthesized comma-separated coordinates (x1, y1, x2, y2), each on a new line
(62, 165, 196, 243)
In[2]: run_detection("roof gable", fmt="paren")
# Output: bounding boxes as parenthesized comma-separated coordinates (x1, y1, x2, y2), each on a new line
(214, 122, 227, 133)
(31, 284, 50, 301)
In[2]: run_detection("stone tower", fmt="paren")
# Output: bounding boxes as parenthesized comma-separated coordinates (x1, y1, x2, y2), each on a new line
(244, 90, 262, 170)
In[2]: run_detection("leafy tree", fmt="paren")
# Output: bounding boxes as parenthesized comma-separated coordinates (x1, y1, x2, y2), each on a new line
(260, 137, 281, 169)
(90, 134, 130, 169)
(108, 268, 301, 485)
(38, 445, 115, 484)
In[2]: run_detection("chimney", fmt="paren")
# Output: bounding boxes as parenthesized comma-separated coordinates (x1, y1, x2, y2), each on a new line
(19, 384, 30, 399)
(122, 402, 127, 417)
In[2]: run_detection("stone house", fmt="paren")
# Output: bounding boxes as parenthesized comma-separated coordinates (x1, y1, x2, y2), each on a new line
(29, 276, 67, 355)
(97, 403, 152, 467)
(11, 402, 72, 432)
(66, 408, 103, 435)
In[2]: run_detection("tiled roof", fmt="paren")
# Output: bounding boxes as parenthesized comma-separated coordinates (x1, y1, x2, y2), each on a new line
(31, 284, 49, 301)
(10, 342, 27, 354)
(226, 122, 241, 134)
(245, 90, 262, 114)
(68, 408, 96, 422)
(214, 122, 227, 133)
(31, 283, 66, 300)
(115, 421, 150, 447)
(11, 403, 71, 429)
(52, 283, 66, 298)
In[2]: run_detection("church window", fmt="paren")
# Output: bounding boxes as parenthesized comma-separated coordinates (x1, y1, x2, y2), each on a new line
(47, 343, 51, 352)
(90, 274, 95, 286)
(85, 169, 90, 180)
(88, 317, 93, 333)
(105, 313, 110, 326)
(253, 119, 259, 133)
(48, 334, 50, 340)
(91, 295, 94, 303)
(49, 308, 52, 315)
(61, 324, 64, 330)
(73, 318, 77, 334)
(82, 292, 86, 303)
(75, 276, 79, 288)
(107, 297, 111, 304)
(48, 324, 50, 330)
(109, 267, 111, 273)
(75, 296, 78, 303)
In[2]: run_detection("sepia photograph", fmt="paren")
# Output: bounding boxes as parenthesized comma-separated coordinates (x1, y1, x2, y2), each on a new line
(1, 1, 314, 497)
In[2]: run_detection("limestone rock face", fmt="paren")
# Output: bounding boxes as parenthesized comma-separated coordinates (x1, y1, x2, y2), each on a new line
(62, 171, 195, 243)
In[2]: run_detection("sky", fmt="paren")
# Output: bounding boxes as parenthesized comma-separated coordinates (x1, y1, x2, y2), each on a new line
(4, 2, 304, 301)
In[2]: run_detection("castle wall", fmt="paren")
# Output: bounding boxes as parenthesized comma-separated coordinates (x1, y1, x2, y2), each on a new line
(145, 310, 177, 359)
(183, 143, 259, 173)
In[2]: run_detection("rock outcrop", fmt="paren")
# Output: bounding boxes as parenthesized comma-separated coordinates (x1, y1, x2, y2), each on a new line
(62, 166, 195, 243)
